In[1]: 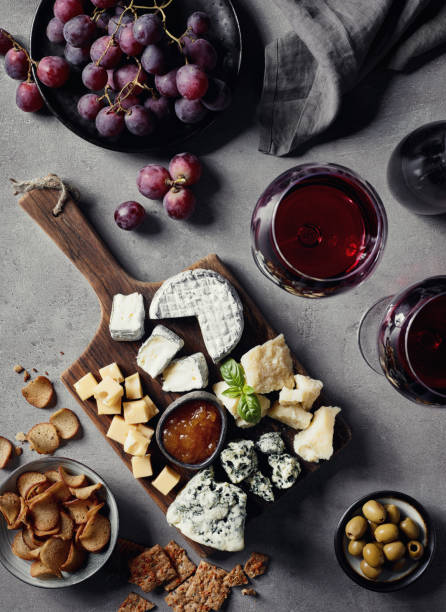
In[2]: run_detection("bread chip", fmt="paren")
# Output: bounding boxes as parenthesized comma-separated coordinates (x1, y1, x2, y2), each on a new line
(29, 495, 60, 532)
(34, 525, 61, 537)
(58, 466, 87, 488)
(56, 511, 74, 540)
(26, 481, 51, 501)
(27, 423, 60, 455)
(23, 527, 44, 550)
(64, 499, 91, 524)
(60, 542, 86, 572)
(69, 483, 102, 501)
(44, 470, 61, 483)
(17, 472, 47, 498)
(75, 523, 85, 546)
(49, 408, 80, 440)
(243, 552, 269, 578)
(0, 436, 13, 468)
(118, 592, 155, 612)
(9, 497, 28, 530)
(30, 560, 61, 579)
(0, 492, 21, 525)
(79, 514, 111, 552)
(22, 376, 55, 409)
(40, 537, 71, 571)
(44, 480, 71, 503)
(11, 531, 40, 561)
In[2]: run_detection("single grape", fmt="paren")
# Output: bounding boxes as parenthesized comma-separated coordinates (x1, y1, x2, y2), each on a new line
(90, 35, 122, 68)
(155, 68, 179, 98)
(91, 0, 118, 8)
(107, 14, 132, 39)
(82, 62, 108, 90)
(141, 44, 166, 75)
(37, 56, 70, 88)
(202, 78, 231, 111)
(119, 25, 143, 56)
(53, 0, 83, 24)
(163, 186, 196, 220)
(16, 82, 44, 112)
(179, 32, 194, 54)
(124, 105, 154, 136)
(96, 11, 110, 30)
(169, 153, 202, 186)
(77, 92, 103, 119)
(144, 95, 170, 120)
(176, 64, 208, 100)
(46, 18, 65, 43)
(5, 48, 29, 80)
(115, 63, 146, 90)
(118, 92, 141, 110)
(63, 14, 96, 47)
(64, 43, 90, 65)
(137, 164, 171, 199)
(95, 106, 125, 137)
(187, 11, 210, 36)
(114, 201, 146, 230)
(0, 29, 13, 55)
(186, 38, 217, 71)
(107, 68, 118, 90)
(133, 13, 162, 45)
(174, 97, 207, 123)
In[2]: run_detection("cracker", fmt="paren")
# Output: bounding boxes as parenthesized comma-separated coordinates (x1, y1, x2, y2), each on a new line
(49, 408, 80, 440)
(60, 542, 86, 572)
(166, 561, 229, 611)
(243, 552, 269, 579)
(223, 564, 248, 587)
(242, 588, 257, 597)
(79, 513, 111, 552)
(164, 540, 196, 591)
(22, 376, 55, 408)
(0, 491, 21, 525)
(17, 471, 47, 498)
(27, 423, 60, 454)
(118, 592, 155, 612)
(129, 544, 177, 592)
(0, 436, 13, 468)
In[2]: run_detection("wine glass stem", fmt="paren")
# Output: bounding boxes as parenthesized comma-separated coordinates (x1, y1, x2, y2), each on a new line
(358, 296, 393, 375)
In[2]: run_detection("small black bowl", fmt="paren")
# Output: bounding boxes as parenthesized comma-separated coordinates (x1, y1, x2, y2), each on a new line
(334, 490, 435, 592)
(156, 391, 227, 470)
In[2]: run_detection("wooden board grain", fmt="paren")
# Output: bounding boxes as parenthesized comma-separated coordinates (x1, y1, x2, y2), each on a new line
(18, 188, 352, 557)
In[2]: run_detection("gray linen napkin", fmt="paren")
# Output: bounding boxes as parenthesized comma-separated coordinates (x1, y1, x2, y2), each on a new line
(259, 0, 446, 156)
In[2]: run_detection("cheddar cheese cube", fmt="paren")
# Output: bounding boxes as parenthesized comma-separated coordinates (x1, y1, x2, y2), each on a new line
(94, 376, 124, 407)
(152, 466, 180, 496)
(131, 455, 153, 478)
(124, 429, 149, 456)
(99, 362, 124, 383)
(97, 397, 122, 416)
(135, 423, 154, 442)
(106, 416, 131, 445)
(123, 396, 158, 425)
(74, 372, 99, 401)
(125, 372, 143, 400)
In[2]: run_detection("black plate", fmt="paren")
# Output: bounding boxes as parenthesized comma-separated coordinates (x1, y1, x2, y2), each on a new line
(30, 0, 242, 153)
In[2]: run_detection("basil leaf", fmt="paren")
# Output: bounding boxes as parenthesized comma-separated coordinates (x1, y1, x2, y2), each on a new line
(243, 384, 255, 395)
(222, 386, 242, 399)
(220, 359, 245, 388)
(237, 393, 261, 424)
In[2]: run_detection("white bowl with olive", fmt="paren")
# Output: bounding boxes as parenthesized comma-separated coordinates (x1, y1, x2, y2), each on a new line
(334, 491, 435, 591)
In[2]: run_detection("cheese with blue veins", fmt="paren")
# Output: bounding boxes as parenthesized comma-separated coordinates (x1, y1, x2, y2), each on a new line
(268, 453, 301, 489)
(220, 440, 258, 484)
(245, 470, 275, 502)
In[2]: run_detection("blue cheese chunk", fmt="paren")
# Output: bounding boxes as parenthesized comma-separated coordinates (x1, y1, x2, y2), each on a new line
(166, 468, 247, 552)
(109, 293, 145, 341)
(268, 453, 301, 489)
(220, 440, 258, 484)
(245, 470, 275, 502)
(137, 325, 184, 378)
(256, 432, 285, 455)
(162, 352, 208, 392)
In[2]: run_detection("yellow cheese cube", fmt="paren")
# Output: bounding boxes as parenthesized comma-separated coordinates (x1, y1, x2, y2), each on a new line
(74, 372, 99, 401)
(131, 455, 153, 478)
(106, 416, 131, 445)
(99, 362, 124, 383)
(124, 429, 149, 456)
(135, 423, 154, 442)
(125, 372, 143, 400)
(94, 376, 124, 406)
(142, 395, 159, 420)
(123, 396, 159, 424)
(152, 466, 180, 496)
(97, 396, 122, 416)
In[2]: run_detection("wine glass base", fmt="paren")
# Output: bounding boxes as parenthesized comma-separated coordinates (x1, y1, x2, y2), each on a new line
(358, 296, 393, 375)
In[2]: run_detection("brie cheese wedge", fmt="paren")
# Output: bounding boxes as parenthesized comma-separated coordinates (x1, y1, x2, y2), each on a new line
(137, 325, 184, 378)
(109, 293, 145, 341)
(162, 352, 208, 392)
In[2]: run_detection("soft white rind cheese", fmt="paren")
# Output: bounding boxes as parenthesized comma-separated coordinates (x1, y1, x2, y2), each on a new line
(109, 293, 145, 341)
(212, 381, 270, 428)
(137, 325, 184, 378)
(293, 406, 341, 462)
(162, 353, 208, 392)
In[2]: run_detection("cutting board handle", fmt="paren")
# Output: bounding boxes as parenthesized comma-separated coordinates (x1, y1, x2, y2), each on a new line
(18, 188, 135, 306)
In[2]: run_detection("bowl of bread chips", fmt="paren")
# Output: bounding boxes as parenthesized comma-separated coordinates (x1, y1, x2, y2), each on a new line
(0, 457, 119, 588)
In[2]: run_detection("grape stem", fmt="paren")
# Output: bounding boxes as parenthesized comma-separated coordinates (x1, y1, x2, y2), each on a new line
(3, 30, 37, 83)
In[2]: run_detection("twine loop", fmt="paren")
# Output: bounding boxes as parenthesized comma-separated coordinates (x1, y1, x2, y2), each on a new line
(10, 173, 79, 216)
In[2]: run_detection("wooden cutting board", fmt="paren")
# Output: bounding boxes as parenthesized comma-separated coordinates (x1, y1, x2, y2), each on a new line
(18, 188, 352, 557)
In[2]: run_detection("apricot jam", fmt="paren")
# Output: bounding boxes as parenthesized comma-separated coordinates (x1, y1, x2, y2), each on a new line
(162, 400, 221, 465)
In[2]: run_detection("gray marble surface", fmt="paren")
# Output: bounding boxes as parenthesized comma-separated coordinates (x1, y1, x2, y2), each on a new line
(1, 1, 446, 611)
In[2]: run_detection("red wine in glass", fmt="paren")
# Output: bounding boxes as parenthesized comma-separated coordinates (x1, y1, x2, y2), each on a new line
(251, 163, 387, 297)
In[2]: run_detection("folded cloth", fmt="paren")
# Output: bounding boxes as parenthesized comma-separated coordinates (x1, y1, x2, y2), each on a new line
(259, 0, 446, 156)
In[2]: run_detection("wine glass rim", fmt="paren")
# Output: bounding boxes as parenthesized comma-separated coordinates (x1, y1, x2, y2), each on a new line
(270, 162, 388, 283)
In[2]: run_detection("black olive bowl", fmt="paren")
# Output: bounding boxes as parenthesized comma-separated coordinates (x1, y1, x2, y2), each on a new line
(334, 490, 436, 592)
(30, 0, 242, 153)
(156, 390, 228, 470)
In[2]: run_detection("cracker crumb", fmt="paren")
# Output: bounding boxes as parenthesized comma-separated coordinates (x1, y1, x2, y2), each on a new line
(60, 351, 64, 355)
(223, 564, 248, 587)
(15, 446, 23, 456)
(244, 552, 269, 579)
(23, 371, 30, 382)
(118, 592, 155, 611)
(45, 371, 49, 376)
(242, 588, 257, 597)
(32, 368, 38, 373)
(13, 364, 24, 373)
(15, 432, 27, 442)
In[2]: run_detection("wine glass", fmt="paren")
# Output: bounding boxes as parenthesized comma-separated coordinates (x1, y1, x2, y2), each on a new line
(387, 121, 446, 215)
(358, 276, 446, 405)
(251, 163, 388, 298)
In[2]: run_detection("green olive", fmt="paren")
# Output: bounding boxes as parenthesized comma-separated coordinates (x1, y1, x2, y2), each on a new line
(360, 560, 382, 580)
(363, 543, 385, 568)
(407, 540, 424, 560)
(392, 558, 407, 572)
(400, 517, 419, 540)
(385, 504, 400, 524)
(348, 539, 366, 557)
(383, 541, 405, 562)
(374, 523, 399, 543)
(368, 520, 378, 535)
(362, 500, 386, 524)
(345, 515, 368, 540)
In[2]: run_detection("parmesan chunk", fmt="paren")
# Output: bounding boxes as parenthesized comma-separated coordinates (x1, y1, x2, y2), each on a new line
(293, 406, 340, 462)
(240, 334, 294, 393)
(293, 374, 323, 410)
(268, 401, 312, 430)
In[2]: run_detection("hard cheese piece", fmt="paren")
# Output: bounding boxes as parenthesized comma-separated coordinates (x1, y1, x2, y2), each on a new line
(137, 325, 184, 378)
(124, 429, 150, 456)
(124, 397, 158, 424)
(268, 453, 301, 489)
(162, 353, 208, 392)
(213, 381, 269, 428)
(106, 416, 131, 445)
(166, 467, 247, 552)
(241, 334, 294, 393)
(149, 269, 244, 363)
(74, 372, 99, 401)
(268, 401, 312, 430)
(125, 373, 143, 400)
(110, 292, 145, 341)
(135, 424, 154, 442)
(131, 455, 153, 478)
(152, 466, 180, 496)
(220, 440, 258, 484)
(94, 376, 124, 407)
(293, 374, 323, 410)
(97, 396, 122, 415)
(99, 362, 124, 383)
(293, 406, 340, 462)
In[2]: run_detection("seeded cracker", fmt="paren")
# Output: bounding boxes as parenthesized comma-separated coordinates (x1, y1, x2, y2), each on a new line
(118, 592, 155, 611)
(223, 564, 248, 587)
(244, 552, 269, 579)
(165, 561, 229, 611)
(129, 544, 177, 592)
(164, 540, 196, 591)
